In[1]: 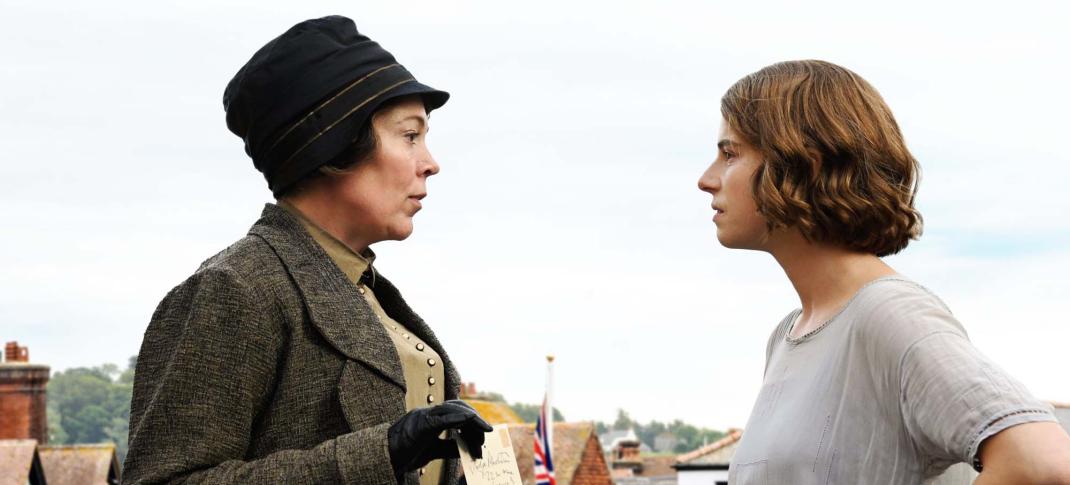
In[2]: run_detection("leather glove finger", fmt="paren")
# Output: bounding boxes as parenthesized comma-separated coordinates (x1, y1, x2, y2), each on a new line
(422, 437, 461, 462)
(459, 424, 489, 459)
(433, 400, 491, 459)
(389, 401, 492, 474)
(425, 401, 493, 435)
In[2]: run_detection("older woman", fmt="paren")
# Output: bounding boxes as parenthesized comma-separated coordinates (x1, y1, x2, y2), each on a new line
(124, 16, 490, 484)
(697, 60, 1070, 484)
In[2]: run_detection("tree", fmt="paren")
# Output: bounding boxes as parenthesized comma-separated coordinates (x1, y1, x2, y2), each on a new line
(593, 411, 726, 454)
(636, 420, 666, 450)
(47, 356, 136, 463)
(47, 400, 69, 444)
(509, 402, 565, 423)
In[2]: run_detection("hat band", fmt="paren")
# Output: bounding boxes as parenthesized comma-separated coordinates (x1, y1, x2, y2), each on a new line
(264, 63, 416, 173)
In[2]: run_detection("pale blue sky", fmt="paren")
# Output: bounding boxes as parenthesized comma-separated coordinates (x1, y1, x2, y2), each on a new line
(1, 0, 1068, 429)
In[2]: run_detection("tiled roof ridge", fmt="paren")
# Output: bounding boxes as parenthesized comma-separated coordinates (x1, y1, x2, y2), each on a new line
(509, 421, 594, 430)
(38, 443, 116, 450)
(675, 428, 742, 464)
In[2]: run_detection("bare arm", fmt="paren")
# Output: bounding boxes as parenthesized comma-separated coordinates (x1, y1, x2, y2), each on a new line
(974, 422, 1070, 485)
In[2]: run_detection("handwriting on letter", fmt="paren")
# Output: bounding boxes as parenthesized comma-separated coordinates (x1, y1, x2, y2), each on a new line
(458, 425, 523, 485)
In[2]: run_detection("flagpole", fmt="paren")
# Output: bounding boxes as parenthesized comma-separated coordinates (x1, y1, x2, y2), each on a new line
(545, 354, 554, 460)
(535, 354, 557, 485)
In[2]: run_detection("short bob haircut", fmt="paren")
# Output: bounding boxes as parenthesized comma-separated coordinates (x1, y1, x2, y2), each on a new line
(721, 60, 923, 257)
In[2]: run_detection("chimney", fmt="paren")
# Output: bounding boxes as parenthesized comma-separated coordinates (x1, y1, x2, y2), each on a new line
(0, 341, 50, 443)
(459, 382, 479, 399)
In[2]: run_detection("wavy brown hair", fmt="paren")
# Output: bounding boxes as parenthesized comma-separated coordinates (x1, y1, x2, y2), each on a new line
(721, 60, 923, 256)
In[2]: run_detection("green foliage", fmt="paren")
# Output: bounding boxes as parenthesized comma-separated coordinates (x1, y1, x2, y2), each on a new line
(596, 411, 725, 454)
(666, 419, 725, 453)
(509, 402, 565, 423)
(47, 356, 136, 462)
(636, 419, 666, 450)
(477, 391, 507, 403)
(46, 400, 68, 444)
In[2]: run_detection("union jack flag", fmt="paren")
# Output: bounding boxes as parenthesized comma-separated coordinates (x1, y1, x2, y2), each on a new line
(534, 396, 556, 485)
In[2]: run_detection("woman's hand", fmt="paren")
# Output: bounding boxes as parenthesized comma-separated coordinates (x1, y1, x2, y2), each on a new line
(387, 400, 493, 475)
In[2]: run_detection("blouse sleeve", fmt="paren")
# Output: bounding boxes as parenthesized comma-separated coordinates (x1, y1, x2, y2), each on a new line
(886, 288, 1055, 471)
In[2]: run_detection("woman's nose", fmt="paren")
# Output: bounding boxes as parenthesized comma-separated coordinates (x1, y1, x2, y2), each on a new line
(697, 163, 720, 193)
(422, 150, 440, 177)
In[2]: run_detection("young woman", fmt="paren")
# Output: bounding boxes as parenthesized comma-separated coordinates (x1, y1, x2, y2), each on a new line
(124, 16, 491, 484)
(697, 60, 1070, 484)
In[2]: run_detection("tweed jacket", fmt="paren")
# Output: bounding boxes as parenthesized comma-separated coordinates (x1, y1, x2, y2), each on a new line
(123, 204, 462, 484)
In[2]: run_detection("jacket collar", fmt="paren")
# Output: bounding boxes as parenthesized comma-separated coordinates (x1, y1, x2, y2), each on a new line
(248, 203, 407, 389)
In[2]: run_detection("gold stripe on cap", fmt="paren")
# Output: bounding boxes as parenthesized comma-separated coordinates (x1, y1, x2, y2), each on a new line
(279, 77, 415, 168)
(267, 64, 403, 156)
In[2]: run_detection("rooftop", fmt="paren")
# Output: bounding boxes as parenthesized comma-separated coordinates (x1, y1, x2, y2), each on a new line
(674, 429, 743, 469)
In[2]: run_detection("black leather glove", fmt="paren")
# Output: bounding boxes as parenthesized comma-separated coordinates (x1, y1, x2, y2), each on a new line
(387, 400, 493, 475)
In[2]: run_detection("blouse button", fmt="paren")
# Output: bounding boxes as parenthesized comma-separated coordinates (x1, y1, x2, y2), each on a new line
(416, 343, 425, 351)
(427, 394, 435, 404)
(357, 286, 366, 295)
(428, 376, 436, 385)
(427, 358, 437, 367)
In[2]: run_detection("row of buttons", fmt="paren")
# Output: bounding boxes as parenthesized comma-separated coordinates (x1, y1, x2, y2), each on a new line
(355, 279, 438, 481)
(426, 356, 437, 403)
(390, 323, 439, 404)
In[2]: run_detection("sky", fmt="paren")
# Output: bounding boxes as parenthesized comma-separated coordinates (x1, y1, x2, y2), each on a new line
(2, 0, 1069, 431)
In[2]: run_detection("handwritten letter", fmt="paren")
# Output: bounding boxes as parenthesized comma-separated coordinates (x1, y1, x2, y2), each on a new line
(458, 425, 523, 485)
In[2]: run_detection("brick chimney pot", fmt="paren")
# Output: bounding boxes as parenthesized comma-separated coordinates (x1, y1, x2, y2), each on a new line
(0, 341, 50, 443)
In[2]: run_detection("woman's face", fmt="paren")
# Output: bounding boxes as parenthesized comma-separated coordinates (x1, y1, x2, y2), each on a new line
(697, 120, 769, 250)
(328, 96, 439, 245)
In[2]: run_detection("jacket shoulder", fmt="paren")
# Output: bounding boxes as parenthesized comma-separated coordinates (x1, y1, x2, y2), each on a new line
(196, 234, 283, 279)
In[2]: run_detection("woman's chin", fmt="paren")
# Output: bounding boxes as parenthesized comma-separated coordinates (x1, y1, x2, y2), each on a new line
(716, 232, 754, 251)
(386, 221, 415, 241)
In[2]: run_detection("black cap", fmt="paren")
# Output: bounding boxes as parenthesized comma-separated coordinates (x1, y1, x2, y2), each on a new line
(223, 16, 449, 196)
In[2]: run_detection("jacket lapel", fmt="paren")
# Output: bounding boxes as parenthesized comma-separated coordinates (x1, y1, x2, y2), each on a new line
(248, 204, 406, 390)
(371, 277, 462, 400)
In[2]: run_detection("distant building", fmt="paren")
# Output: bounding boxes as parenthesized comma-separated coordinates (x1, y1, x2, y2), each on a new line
(460, 382, 525, 425)
(653, 432, 678, 453)
(603, 429, 678, 485)
(599, 429, 650, 454)
(0, 341, 122, 484)
(0, 341, 50, 444)
(508, 422, 613, 485)
(611, 456, 678, 485)
(673, 429, 741, 485)
(0, 439, 47, 484)
(39, 443, 121, 485)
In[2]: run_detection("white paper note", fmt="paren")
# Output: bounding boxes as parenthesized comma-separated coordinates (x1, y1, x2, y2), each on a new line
(457, 425, 523, 485)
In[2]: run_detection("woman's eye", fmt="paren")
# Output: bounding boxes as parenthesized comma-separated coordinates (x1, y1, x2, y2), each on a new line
(405, 133, 419, 143)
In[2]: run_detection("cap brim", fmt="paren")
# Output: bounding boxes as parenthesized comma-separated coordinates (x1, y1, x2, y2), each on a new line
(380, 81, 449, 113)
